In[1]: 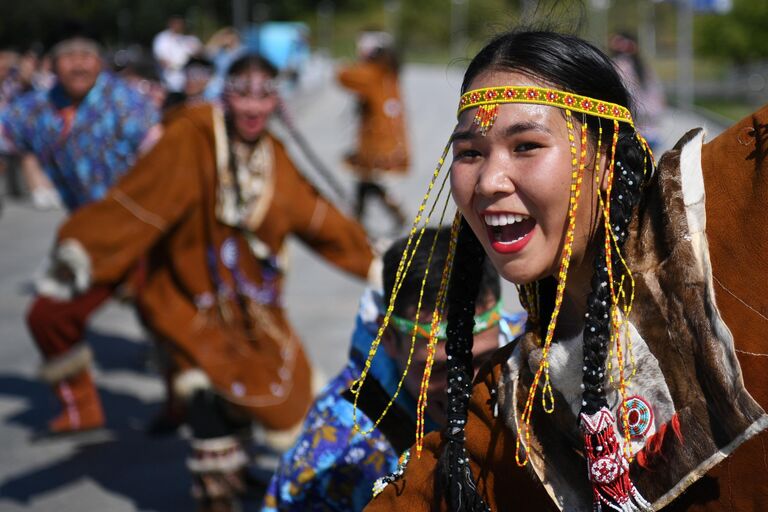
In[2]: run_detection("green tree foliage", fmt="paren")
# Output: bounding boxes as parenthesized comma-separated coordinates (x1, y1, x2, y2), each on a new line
(0, 0, 216, 49)
(0, 0, 591, 62)
(397, 0, 588, 60)
(695, 0, 768, 63)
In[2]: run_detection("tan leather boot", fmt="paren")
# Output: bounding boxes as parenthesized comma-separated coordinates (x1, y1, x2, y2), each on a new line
(48, 369, 105, 434)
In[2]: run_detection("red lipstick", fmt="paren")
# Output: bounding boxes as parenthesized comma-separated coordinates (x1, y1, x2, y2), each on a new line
(481, 211, 536, 254)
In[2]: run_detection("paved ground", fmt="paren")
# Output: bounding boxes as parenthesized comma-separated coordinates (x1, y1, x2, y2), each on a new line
(0, 61, 726, 511)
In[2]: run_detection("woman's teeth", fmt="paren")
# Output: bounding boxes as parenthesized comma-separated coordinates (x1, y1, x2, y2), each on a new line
(483, 213, 529, 226)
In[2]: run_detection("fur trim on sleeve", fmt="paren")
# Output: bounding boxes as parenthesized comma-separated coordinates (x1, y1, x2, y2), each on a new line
(35, 239, 92, 300)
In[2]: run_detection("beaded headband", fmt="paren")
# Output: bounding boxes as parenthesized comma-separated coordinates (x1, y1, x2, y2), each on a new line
(458, 86, 635, 124)
(390, 301, 502, 340)
(224, 76, 279, 98)
(51, 38, 102, 58)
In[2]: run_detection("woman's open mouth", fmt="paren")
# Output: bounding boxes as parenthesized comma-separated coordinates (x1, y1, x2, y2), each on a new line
(482, 212, 536, 254)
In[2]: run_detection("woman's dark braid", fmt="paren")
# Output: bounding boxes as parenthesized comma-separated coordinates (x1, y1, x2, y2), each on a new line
(439, 219, 490, 512)
(580, 132, 650, 416)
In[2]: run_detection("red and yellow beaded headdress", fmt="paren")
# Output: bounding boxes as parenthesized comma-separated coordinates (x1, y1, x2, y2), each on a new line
(459, 85, 635, 125)
(350, 84, 653, 472)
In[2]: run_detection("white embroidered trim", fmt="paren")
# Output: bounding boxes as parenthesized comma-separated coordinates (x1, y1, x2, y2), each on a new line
(679, 129, 706, 236)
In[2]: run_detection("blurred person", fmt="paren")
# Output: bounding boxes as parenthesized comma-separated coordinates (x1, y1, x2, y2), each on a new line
(262, 228, 525, 512)
(0, 48, 21, 107)
(0, 45, 50, 106)
(203, 27, 244, 102)
(40, 53, 380, 512)
(31, 52, 55, 91)
(183, 55, 215, 102)
(205, 26, 243, 77)
(609, 31, 666, 152)
(115, 51, 168, 111)
(338, 30, 410, 232)
(0, 48, 22, 202)
(164, 55, 215, 110)
(23, 45, 55, 91)
(153, 14, 202, 93)
(0, 21, 160, 434)
(0, 46, 54, 204)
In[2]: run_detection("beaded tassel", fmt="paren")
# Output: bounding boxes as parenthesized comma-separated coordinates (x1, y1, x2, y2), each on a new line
(580, 407, 652, 511)
(516, 281, 539, 326)
(472, 104, 498, 136)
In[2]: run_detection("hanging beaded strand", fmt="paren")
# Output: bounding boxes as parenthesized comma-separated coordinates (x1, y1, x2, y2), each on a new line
(515, 109, 586, 467)
(596, 120, 632, 455)
(392, 189, 456, 440)
(350, 138, 455, 435)
(600, 124, 645, 457)
(415, 211, 462, 457)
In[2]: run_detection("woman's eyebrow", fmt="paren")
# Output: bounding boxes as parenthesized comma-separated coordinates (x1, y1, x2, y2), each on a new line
(449, 129, 475, 144)
(502, 120, 552, 137)
(450, 120, 552, 143)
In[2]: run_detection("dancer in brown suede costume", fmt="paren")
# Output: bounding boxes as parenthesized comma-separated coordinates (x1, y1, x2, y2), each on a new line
(43, 54, 379, 512)
(338, 30, 409, 229)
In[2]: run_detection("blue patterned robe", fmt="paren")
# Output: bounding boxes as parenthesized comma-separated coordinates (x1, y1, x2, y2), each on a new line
(0, 72, 159, 211)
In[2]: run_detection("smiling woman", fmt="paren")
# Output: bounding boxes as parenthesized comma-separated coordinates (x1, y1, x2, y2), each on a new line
(363, 29, 768, 512)
(223, 55, 280, 143)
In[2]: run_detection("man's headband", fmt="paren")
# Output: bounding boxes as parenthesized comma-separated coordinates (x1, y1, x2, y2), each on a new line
(51, 38, 101, 59)
(390, 301, 502, 340)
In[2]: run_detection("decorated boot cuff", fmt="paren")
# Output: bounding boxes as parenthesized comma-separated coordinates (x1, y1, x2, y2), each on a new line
(187, 436, 248, 474)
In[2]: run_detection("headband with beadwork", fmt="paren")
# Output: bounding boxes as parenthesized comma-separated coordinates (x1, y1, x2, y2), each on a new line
(458, 85, 635, 125)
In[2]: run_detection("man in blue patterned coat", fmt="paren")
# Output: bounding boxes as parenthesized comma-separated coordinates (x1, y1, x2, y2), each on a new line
(0, 21, 160, 434)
